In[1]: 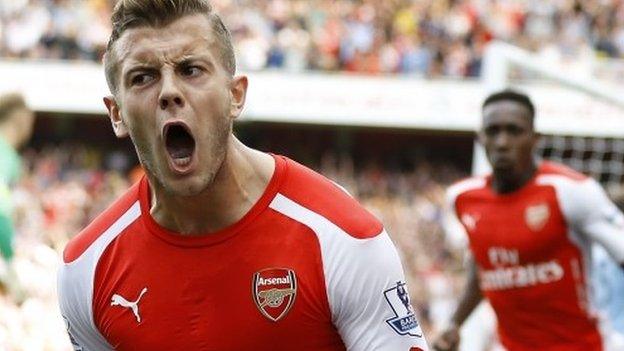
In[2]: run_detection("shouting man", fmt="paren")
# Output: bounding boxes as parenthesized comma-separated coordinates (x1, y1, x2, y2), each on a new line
(57, 1, 429, 350)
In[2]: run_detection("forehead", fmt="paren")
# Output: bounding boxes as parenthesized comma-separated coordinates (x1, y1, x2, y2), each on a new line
(482, 100, 532, 128)
(115, 14, 217, 67)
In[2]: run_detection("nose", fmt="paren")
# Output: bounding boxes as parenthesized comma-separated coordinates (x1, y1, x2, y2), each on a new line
(493, 132, 510, 149)
(159, 73, 185, 110)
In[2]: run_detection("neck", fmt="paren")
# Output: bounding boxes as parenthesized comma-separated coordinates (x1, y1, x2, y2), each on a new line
(492, 163, 537, 194)
(149, 137, 275, 235)
(0, 125, 20, 149)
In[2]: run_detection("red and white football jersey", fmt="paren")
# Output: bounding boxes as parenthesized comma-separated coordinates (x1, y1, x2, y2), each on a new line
(448, 161, 624, 351)
(58, 155, 429, 351)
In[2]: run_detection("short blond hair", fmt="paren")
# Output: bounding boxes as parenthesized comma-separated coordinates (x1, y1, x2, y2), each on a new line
(104, 0, 236, 95)
(0, 93, 28, 124)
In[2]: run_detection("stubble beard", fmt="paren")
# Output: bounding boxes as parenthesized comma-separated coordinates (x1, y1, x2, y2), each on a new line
(131, 121, 232, 198)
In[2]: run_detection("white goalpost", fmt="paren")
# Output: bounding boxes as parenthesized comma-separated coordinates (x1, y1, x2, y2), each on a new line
(481, 41, 624, 107)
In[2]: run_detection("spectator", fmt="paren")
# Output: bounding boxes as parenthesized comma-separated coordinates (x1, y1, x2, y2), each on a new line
(0, 93, 34, 305)
(2, 0, 624, 77)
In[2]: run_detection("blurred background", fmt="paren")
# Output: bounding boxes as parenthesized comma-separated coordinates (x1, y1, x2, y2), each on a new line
(1, 0, 624, 350)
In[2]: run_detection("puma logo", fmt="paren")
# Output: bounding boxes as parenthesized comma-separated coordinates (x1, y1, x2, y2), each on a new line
(111, 287, 148, 323)
(461, 213, 480, 232)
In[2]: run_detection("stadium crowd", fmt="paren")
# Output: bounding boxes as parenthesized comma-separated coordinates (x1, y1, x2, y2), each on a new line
(0, 144, 466, 350)
(1, 0, 624, 77)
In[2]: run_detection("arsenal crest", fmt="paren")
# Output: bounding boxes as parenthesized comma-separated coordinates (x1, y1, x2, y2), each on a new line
(525, 203, 550, 231)
(252, 268, 297, 322)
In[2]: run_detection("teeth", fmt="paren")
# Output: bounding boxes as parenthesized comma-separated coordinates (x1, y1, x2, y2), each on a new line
(172, 156, 191, 167)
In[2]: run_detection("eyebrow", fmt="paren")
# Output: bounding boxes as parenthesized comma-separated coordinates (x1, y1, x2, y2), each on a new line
(176, 54, 215, 66)
(121, 51, 217, 80)
(128, 52, 214, 66)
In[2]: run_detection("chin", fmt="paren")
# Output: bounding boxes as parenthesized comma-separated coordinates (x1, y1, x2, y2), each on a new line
(492, 166, 515, 178)
(160, 173, 215, 197)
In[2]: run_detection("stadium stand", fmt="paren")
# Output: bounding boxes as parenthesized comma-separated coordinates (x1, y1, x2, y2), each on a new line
(1, 0, 624, 76)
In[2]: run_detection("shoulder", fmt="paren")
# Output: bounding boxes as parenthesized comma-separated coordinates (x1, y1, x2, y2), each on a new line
(536, 162, 608, 219)
(62, 181, 141, 264)
(271, 156, 382, 239)
(446, 175, 487, 205)
(58, 180, 140, 350)
(536, 161, 595, 193)
(537, 161, 588, 182)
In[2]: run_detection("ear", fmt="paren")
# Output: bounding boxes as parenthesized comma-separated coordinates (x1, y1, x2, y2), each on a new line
(530, 131, 541, 149)
(229, 75, 248, 120)
(103, 96, 128, 138)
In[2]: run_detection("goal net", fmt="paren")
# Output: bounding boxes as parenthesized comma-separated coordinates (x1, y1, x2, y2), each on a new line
(537, 135, 624, 193)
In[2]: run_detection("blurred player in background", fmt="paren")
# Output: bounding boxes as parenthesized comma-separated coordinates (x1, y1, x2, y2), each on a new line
(0, 92, 34, 303)
(434, 89, 624, 351)
(57, 0, 429, 350)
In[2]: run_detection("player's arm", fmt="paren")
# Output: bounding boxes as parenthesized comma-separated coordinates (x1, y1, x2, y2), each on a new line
(432, 256, 482, 351)
(0, 210, 15, 262)
(0, 192, 28, 303)
(331, 230, 430, 351)
(567, 178, 624, 268)
(0, 185, 15, 262)
(433, 185, 482, 351)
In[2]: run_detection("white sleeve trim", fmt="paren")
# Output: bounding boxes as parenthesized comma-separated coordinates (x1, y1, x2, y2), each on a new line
(270, 193, 429, 351)
(57, 201, 141, 351)
(446, 177, 486, 210)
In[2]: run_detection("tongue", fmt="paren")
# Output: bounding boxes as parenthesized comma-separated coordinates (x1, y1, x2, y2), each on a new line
(165, 125, 195, 160)
(168, 144, 193, 159)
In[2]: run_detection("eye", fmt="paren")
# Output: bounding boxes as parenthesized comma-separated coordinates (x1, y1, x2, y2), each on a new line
(484, 126, 498, 137)
(130, 73, 155, 86)
(508, 125, 524, 136)
(180, 65, 203, 77)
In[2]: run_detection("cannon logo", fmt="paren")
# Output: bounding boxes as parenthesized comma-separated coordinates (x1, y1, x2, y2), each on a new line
(525, 203, 550, 231)
(253, 268, 297, 322)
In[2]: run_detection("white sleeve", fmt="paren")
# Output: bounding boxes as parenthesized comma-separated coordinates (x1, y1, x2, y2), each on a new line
(443, 178, 486, 251)
(442, 188, 468, 251)
(57, 252, 113, 351)
(268, 194, 429, 350)
(58, 259, 114, 351)
(554, 178, 624, 264)
(57, 201, 140, 351)
(328, 231, 430, 351)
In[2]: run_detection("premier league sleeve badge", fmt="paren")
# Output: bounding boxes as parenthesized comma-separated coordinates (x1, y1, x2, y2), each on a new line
(384, 281, 422, 337)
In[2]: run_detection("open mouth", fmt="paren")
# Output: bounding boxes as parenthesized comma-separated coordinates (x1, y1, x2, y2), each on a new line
(163, 121, 196, 172)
